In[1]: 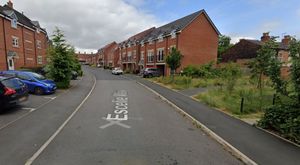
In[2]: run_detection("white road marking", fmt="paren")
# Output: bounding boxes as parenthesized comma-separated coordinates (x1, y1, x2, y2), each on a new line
(22, 108, 36, 112)
(99, 117, 131, 129)
(43, 96, 57, 100)
(25, 74, 97, 165)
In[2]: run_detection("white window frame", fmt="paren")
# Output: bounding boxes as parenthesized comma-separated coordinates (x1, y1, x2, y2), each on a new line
(171, 30, 176, 39)
(158, 34, 164, 42)
(37, 55, 43, 65)
(140, 51, 144, 60)
(11, 19, 17, 29)
(36, 40, 42, 49)
(133, 50, 136, 59)
(148, 38, 153, 45)
(12, 36, 19, 47)
(128, 51, 132, 61)
(147, 50, 154, 62)
(157, 48, 165, 62)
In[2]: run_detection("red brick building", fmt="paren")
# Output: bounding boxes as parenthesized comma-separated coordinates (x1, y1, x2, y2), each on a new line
(0, 1, 48, 71)
(97, 42, 118, 68)
(76, 52, 97, 65)
(139, 10, 220, 75)
(99, 10, 220, 75)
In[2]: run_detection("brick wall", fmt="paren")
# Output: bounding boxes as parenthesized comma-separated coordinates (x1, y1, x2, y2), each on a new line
(179, 13, 218, 71)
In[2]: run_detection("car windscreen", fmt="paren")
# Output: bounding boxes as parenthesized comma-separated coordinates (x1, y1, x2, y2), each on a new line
(1, 78, 23, 89)
(28, 72, 46, 81)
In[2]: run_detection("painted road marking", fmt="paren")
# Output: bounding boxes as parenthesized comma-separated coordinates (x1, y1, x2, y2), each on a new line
(22, 108, 36, 112)
(100, 117, 131, 129)
(43, 96, 57, 100)
(100, 90, 131, 129)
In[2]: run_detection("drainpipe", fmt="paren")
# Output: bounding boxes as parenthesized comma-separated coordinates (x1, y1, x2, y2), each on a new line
(21, 26, 26, 66)
(2, 18, 8, 70)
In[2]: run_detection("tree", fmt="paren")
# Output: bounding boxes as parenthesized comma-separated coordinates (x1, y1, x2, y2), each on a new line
(289, 38, 300, 104)
(218, 35, 233, 62)
(249, 38, 281, 109)
(166, 47, 183, 75)
(47, 28, 73, 88)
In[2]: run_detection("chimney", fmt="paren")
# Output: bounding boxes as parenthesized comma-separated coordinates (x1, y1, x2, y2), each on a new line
(261, 32, 271, 42)
(7, 0, 13, 8)
(282, 35, 291, 46)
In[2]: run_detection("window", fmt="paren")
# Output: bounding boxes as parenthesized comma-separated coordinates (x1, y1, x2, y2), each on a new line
(278, 53, 283, 62)
(171, 30, 176, 39)
(148, 38, 153, 45)
(169, 45, 176, 53)
(140, 51, 144, 60)
(128, 51, 132, 61)
(36, 40, 42, 49)
(12, 36, 19, 47)
(11, 19, 17, 28)
(147, 50, 154, 62)
(37, 56, 43, 64)
(17, 73, 31, 81)
(157, 48, 164, 62)
(158, 34, 163, 42)
(133, 50, 136, 59)
(141, 41, 144, 47)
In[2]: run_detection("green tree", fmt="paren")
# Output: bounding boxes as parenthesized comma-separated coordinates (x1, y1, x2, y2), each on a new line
(166, 47, 183, 75)
(221, 62, 241, 93)
(289, 38, 300, 104)
(47, 28, 73, 88)
(218, 35, 233, 62)
(249, 38, 281, 109)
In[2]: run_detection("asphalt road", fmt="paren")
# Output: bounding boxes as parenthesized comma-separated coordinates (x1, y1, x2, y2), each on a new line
(31, 67, 241, 165)
(0, 67, 241, 164)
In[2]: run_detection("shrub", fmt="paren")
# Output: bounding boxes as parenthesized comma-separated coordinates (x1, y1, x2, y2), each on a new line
(258, 104, 300, 144)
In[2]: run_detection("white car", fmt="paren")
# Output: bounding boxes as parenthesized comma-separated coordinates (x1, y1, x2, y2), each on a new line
(112, 68, 123, 75)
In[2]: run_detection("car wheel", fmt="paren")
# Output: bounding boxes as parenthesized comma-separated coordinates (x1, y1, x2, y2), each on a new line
(148, 74, 153, 78)
(34, 87, 44, 95)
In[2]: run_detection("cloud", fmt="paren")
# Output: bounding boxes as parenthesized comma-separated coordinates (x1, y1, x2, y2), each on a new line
(230, 36, 256, 44)
(8, 0, 161, 52)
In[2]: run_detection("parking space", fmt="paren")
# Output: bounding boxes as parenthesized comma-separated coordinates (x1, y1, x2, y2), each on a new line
(0, 78, 82, 130)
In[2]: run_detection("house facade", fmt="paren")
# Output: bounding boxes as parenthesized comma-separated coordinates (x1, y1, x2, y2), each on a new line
(97, 42, 118, 68)
(76, 52, 97, 65)
(0, 1, 48, 71)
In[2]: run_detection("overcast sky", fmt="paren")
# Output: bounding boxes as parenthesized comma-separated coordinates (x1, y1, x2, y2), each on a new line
(3, 0, 300, 53)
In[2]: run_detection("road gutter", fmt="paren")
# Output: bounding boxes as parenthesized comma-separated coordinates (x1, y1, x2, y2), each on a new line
(136, 81, 257, 165)
(25, 73, 97, 165)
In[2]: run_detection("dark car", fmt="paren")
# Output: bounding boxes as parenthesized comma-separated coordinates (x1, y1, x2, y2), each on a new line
(0, 71, 56, 95)
(142, 68, 162, 78)
(0, 75, 29, 110)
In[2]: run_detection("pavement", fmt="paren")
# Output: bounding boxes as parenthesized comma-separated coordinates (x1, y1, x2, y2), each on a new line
(125, 74, 300, 165)
(179, 87, 207, 96)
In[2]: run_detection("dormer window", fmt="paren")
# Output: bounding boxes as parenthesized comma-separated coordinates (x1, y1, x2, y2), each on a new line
(36, 28, 40, 34)
(11, 18, 17, 28)
(171, 30, 176, 39)
(141, 41, 144, 47)
(158, 34, 164, 42)
(148, 38, 153, 45)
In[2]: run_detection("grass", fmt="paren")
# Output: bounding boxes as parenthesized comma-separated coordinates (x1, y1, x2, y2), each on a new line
(150, 75, 275, 118)
(195, 77, 275, 116)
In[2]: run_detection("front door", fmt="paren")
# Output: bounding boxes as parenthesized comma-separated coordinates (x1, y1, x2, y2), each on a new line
(7, 57, 14, 70)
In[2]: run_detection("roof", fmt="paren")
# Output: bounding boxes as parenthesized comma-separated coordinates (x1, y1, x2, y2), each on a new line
(0, 4, 46, 33)
(118, 27, 155, 47)
(141, 9, 220, 42)
(243, 39, 289, 50)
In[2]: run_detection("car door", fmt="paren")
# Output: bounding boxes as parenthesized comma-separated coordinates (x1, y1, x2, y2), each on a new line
(16, 73, 35, 92)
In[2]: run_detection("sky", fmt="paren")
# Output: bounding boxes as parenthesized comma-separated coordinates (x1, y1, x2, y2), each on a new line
(3, 0, 300, 53)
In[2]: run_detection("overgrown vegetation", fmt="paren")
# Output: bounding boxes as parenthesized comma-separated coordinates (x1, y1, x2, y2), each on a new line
(46, 28, 82, 89)
(166, 47, 183, 76)
(258, 38, 300, 144)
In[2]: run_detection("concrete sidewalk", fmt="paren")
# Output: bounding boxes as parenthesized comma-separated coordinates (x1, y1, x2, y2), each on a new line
(126, 74, 300, 165)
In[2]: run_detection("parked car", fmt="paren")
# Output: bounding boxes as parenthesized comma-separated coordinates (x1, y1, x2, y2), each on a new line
(0, 71, 57, 95)
(112, 68, 123, 75)
(0, 75, 29, 110)
(142, 68, 162, 78)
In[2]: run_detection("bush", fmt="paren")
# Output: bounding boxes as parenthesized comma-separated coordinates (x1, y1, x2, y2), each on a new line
(56, 80, 70, 89)
(182, 62, 218, 78)
(258, 104, 300, 144)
